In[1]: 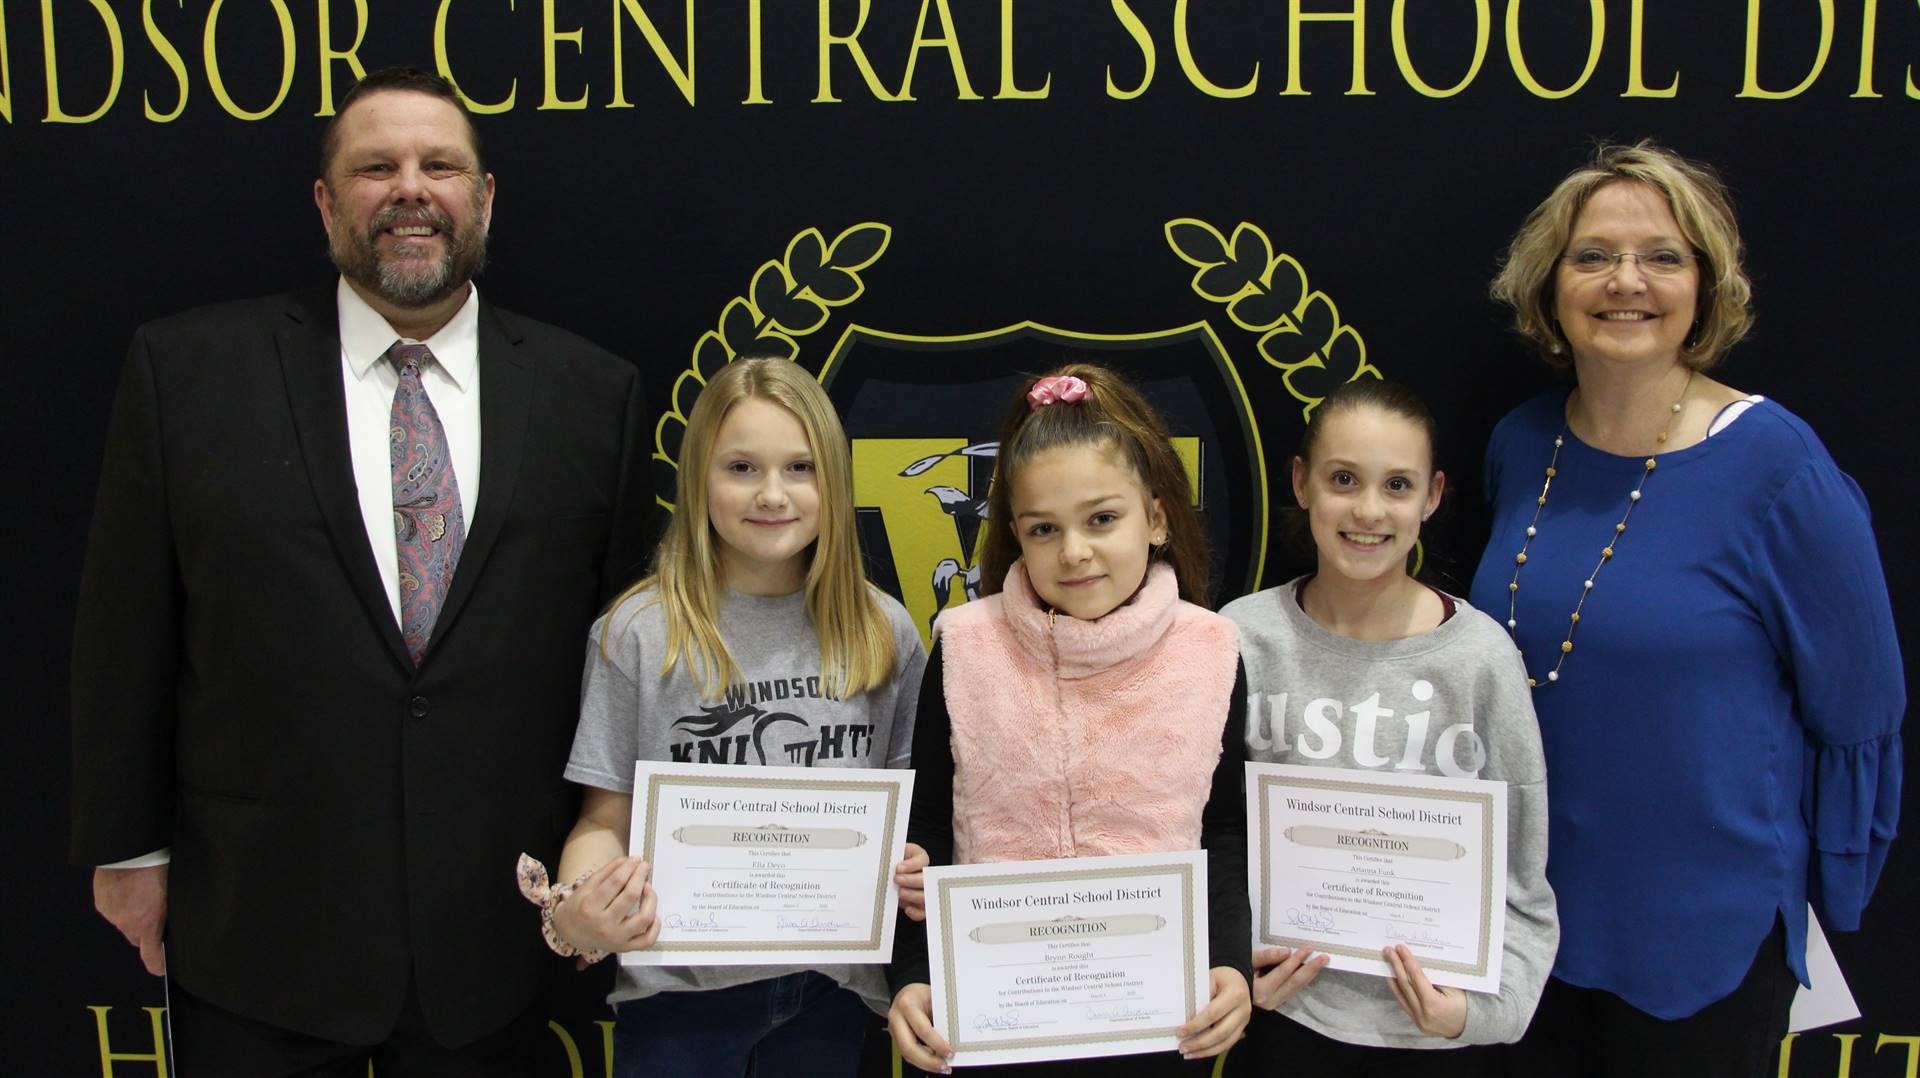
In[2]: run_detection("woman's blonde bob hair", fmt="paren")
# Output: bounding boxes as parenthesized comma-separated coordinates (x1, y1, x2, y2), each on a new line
(603, 356, 897, 699)
(1490, 140, 1753, 371)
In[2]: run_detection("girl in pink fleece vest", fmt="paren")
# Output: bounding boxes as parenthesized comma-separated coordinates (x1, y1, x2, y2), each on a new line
(886, 365, 1253, 1076)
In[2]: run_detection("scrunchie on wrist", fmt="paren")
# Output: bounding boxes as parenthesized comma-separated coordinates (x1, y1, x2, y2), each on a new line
(516, 853, 610, 964)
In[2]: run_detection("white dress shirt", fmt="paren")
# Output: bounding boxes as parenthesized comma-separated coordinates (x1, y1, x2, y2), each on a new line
(102, 279, 485, 870)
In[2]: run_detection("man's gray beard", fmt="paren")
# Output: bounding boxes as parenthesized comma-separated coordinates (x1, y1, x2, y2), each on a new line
(329, 199, 488, 309)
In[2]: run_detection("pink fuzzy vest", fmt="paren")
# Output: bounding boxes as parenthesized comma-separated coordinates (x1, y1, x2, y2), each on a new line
(934, 561, 1239, 864)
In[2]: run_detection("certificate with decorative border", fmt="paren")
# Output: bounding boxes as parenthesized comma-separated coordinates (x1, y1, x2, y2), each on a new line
(1245, 762, 1507, 993)
(925, 851, 1208, 1067)
(624, 761, 913, 966)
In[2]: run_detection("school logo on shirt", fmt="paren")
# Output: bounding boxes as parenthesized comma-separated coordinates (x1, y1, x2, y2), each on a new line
(652, 219, 1384, 646)
(668, 676, 877, 767)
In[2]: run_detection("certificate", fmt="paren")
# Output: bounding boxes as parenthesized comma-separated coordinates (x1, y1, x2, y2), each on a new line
(625, 761, 913, 966)
(925, 851, 1209, 1067)
(1245, 763, 1507, 993)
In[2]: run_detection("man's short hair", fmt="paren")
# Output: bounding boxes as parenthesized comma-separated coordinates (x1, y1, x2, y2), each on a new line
(318, 67, 484, 181)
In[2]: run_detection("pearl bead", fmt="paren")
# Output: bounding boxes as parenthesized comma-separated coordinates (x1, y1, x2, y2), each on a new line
(1547, 671, 1559, 682)
(1554, 437, 1563, 447)
(1583, 580, 1594, 589)
(1508, 619, 1517, 629)
(1630, 491, 1641, 501)
(1526, 526, 1537, 537)
(1671, 402, 1683, 413)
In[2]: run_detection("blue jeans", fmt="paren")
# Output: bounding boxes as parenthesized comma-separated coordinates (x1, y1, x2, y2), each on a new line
(613, 972, 874, 1077)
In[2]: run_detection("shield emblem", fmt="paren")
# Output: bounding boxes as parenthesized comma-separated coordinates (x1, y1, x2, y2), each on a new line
(820, 321, 1271, 644)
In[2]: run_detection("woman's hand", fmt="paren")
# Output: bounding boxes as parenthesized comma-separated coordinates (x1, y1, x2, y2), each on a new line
(1176, 966, 1251, 1060)
(549, 855, 659, 956)
(1251, 945, 1328, 1010)
(1384, 944, 1467, 1039)
(895, 842, 930, 921)
(887, 983, 953, 1073)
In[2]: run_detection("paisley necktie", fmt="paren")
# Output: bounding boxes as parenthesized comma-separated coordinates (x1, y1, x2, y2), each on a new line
(386, 341, 465, 665)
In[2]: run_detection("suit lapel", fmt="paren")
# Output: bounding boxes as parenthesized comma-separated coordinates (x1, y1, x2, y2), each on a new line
(430, 300, 532, 646)
(276, 292, 415, 670)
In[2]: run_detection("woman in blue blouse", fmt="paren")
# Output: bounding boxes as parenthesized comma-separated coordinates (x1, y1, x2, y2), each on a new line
(1470, 141, 1903, 1078)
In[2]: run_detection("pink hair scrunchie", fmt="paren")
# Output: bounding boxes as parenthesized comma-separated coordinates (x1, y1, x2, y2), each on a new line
(1026, 375, 1090, 410)
(516, 852, 609, 965)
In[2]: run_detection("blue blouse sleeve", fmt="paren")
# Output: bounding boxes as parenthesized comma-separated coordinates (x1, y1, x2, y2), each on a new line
(1749, 451, 1904, 931)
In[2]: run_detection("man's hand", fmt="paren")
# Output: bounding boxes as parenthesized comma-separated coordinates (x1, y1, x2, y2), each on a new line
(94, 865, 168, 976)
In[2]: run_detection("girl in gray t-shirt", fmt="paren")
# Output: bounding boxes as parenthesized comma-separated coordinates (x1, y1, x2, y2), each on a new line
(517, 358, 926, 1078)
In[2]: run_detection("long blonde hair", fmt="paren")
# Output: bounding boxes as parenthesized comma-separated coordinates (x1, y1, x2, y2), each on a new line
(605, 357, 897, 699)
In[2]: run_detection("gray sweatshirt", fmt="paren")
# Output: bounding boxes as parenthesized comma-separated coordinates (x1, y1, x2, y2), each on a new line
(1220, 577, 1558, 1048)
(565, 587, 926, 1012)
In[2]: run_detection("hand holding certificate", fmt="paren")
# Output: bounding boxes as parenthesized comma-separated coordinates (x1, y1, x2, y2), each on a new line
(625, 761, 914, 965)
(905, 851, 1221, 1068)
(1246, 762, 1508, 994)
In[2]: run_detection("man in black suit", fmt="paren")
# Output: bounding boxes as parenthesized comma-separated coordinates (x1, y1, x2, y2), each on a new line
(70, 68, 652, 1075)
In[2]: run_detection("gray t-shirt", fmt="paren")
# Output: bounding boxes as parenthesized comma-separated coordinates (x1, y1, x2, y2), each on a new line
(1221, 577, 1559, 1048)
(566, 586, 927, 1011)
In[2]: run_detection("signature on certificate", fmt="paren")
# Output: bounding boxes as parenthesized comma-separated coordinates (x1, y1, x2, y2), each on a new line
(1085, 1003, 1156, 1022)
(1284, 907, 1338, 931)
(974, 1010, 1028, 1032)
(664, 912, 727, 931)
(1384, 926, 1454, 948)
(776, 914, 852, 931)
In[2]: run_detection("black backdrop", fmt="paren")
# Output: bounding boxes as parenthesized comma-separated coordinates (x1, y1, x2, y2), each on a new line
(4, 3, 1914, 1073)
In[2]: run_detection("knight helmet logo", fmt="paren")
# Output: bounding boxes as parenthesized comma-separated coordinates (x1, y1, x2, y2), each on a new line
(670, 702, 808, 765)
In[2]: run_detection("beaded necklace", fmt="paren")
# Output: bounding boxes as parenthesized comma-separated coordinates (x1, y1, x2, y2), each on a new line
(1504, 370, 1694, 688)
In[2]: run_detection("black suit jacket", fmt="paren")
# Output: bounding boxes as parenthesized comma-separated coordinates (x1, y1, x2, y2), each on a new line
(68, 288, 653, 1045)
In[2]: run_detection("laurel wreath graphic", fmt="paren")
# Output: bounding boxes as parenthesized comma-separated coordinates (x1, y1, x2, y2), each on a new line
(1164, 218, 1379, 418)
(652, 223, 891, 508)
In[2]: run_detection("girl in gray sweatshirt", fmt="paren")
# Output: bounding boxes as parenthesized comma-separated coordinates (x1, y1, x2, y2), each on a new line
(1221, 380, 1557, 1076)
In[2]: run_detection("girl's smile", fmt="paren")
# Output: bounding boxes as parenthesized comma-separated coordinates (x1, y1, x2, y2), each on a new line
(1292, 406, 1444, 590)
